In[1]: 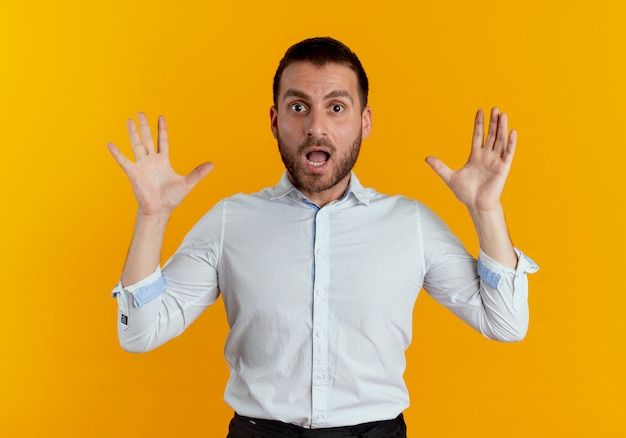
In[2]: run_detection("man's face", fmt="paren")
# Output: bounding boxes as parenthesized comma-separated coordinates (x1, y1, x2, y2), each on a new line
(270, 61, 372, 206)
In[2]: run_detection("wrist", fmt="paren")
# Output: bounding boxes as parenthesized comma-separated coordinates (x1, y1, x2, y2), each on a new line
(133, 210, 171, 237)
(136, 208, 172, 223)
(467, 203, 504, 219)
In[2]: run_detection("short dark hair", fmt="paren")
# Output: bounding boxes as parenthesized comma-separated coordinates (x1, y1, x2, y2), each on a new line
(272, 37, 369, 111)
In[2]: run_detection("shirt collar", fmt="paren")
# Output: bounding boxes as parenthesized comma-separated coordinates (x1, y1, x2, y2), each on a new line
(270, 171, 371, 206)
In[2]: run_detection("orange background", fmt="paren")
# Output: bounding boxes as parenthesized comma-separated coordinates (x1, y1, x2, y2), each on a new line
(1, 0, 624, 436)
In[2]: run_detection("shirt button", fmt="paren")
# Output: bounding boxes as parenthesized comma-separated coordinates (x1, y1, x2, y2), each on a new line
(315, 331, 323, 338)
(315, 288, 324, 297)
(315, 413, 325, 421)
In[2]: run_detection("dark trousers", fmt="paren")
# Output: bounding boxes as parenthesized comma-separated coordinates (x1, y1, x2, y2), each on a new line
(227, 413, 407, 437)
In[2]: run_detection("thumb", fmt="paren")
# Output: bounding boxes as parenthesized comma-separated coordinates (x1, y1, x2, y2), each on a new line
(425, 156, 453, 184)
(184, 162, 215, 189)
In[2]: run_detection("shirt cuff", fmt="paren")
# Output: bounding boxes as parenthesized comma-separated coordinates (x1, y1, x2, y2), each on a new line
(111, 267, 166, 308)
(477, 248, 539, 289)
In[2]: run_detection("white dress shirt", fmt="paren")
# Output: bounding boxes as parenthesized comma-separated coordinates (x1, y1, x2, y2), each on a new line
(112, 172, 538, 428)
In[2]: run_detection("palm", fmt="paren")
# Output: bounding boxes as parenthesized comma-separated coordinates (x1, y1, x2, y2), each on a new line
(107, 113, 213, 217)
(426, 108, 516, 212)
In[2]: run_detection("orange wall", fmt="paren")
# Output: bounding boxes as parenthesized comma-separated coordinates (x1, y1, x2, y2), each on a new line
(1, 0, 624, 436)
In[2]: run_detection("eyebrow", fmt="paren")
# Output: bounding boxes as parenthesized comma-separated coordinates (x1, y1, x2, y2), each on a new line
(283, 88, 354, 104)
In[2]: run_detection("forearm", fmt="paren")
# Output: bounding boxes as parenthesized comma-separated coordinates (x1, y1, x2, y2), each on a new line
(467, 204, 517, 269)
(114, 205, 222, 353)
(121, 211, 171, 286)
(421, 202, 538, 342)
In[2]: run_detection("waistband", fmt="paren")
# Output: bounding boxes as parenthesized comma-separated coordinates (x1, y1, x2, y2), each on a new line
(229, 412, 406, 437)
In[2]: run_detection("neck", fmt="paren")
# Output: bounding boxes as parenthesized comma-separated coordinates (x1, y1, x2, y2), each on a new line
(289, 174, 351, 207)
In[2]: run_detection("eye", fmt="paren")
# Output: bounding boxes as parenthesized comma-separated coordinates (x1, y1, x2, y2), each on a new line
(330, 104, 345, 113)
(290, 103, 307, 113)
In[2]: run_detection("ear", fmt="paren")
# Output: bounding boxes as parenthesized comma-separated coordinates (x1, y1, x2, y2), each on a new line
(270, 106, 278, 139)
(361, 106, 372, 140)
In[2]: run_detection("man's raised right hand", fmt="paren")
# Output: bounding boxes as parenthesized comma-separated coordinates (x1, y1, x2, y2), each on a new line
(107, 112, 214, 218)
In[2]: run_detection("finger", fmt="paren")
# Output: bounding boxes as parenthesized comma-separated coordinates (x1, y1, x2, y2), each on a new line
(126, 118, 148, 159)
(137, 112, 155, 151)
(502, 129, 517, 163)
(106, 142, 133, 173)
(494, 112, 509, 155)
(184, 162, 215, 189)
(425, 156, 453, 185)
(485, 107, 499, 150)
(157, 115, 169, 155)
(471, 109, 485, 150)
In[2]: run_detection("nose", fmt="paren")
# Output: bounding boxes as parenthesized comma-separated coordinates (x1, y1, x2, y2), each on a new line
(305, 108, 327, 137)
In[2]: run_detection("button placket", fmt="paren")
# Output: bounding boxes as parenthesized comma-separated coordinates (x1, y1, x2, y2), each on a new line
(311, 209, 330, 427)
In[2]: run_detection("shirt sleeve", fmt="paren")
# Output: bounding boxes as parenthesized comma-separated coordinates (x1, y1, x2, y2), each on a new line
(111, 267, 164, 308)
(419, 204, 539, 342)
(111, 201, 225, 353)
(477, 248, 539, 311)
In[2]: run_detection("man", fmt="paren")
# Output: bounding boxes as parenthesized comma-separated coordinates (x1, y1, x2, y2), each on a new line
(108, 37, 538, 437)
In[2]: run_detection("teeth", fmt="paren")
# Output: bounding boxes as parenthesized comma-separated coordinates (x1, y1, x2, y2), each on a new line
(308, 160, 326, 167)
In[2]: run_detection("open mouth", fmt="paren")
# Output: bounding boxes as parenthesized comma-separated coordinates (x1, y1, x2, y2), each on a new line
(306, 150, 330, 167)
